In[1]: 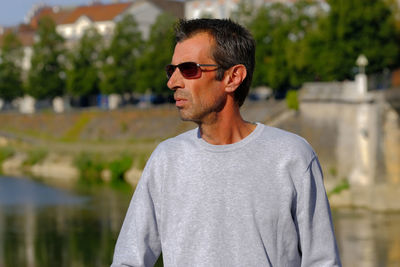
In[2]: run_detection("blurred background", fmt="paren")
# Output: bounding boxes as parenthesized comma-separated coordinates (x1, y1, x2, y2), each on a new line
(0, 0, 399, 266)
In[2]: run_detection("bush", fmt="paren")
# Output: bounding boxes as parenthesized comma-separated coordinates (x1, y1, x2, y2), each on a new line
(74, 152, 105, 181)
(24, 148, 48, 166)
(0, 146, 15, 163)
(109, 153, 133, 182)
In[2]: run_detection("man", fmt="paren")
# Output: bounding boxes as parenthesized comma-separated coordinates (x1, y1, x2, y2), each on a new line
(112, 18, 341, 267)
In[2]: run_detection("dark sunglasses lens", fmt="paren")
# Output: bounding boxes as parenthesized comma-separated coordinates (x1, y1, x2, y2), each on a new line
(165, 65, 176, 78)
(179, 62, 200, 78)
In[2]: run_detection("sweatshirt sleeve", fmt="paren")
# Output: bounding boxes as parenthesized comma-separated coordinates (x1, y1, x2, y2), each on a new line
(296, 155, 342, 267)
(111, 151, 163, 267)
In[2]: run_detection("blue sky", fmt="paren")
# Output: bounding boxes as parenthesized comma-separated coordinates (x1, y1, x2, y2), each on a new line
(0, 0, 114, 27)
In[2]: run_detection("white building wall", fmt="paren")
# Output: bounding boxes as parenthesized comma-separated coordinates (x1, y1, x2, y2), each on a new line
(57, 18, 115, 41)
(58, 23, 79, 40)
(55, 3, 160, 41)
(22, 46, 32, 71)
(75, 16, 93, 37)
(124, 1, 162, 40)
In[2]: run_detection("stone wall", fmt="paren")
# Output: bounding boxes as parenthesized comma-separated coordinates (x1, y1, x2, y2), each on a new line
(288, 82, 400, 210)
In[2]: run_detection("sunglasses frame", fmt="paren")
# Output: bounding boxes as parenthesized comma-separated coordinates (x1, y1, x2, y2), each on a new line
(165, 62, 219, 79)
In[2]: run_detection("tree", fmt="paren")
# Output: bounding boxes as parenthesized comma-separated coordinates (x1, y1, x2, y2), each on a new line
(284, 0, 325, 87)
(305, 0, 400, 81)
(248, 1, 321, 92)
(27, 17, 66, 99)
(136, 12, 177, 95)
(0, 31, 24, 101)
(67, 27, 103, 98)
(100, 14, 144, 95)
(230, 0, 257, 27)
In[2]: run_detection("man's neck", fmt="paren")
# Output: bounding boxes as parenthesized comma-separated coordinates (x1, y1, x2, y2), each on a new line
(198, 106, 256, 145)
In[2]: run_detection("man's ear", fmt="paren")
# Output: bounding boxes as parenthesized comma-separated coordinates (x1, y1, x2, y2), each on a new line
(224, 64, 247, 93)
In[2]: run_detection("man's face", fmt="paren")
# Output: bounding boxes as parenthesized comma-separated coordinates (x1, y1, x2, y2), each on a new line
(167, 32, 227, 123)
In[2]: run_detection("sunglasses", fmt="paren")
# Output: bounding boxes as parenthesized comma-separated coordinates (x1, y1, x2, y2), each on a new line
(165, 62, 219, 79)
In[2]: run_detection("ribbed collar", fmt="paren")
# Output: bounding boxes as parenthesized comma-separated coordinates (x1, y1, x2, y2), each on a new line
(195, 122, 263, 152)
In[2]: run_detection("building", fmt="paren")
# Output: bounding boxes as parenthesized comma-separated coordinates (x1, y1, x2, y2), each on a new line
(0, 0, 184, 72)
(30, 0, 183, 42)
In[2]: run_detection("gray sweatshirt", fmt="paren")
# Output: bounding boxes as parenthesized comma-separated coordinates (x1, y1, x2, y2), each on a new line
(112, 123, 341, 267)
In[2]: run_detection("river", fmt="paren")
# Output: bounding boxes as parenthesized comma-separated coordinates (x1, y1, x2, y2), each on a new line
(0, 175, 132, 267)
(0, 175, 399, 266)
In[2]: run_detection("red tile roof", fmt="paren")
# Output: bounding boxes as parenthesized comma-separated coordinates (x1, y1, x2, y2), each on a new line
(30, 7, 74, 29)
(62, 3, 132, 24)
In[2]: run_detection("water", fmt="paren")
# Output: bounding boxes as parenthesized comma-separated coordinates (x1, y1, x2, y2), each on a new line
(333, 209, 400, 267)
(1, 176, 399, 266)
(0, 176, 132, 267)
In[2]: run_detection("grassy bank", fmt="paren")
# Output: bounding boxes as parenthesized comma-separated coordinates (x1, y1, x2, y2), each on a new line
(0, 105, 196, 183)
(0, 100, 284, 184)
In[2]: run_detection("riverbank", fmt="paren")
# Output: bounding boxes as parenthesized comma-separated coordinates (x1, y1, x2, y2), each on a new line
(0, 100, 287, 186)
(8, 99, 394, 210)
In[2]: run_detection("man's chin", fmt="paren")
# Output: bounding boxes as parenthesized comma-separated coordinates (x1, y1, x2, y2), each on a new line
(178, 111, 199, 123)
(179, 115, 194, 122)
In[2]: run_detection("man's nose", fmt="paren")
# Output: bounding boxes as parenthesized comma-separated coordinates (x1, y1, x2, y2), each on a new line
(167, 68, 184, 91)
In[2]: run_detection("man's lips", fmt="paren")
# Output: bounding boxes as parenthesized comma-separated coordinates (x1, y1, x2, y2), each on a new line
(174, 94, 188, 107)
(175, 98, 187, 107)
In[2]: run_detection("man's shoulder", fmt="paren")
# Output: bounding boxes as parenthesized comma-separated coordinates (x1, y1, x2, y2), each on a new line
(258, 124, 308, 145)
(155, 128, 198, 152)
(257, 124, 315, 158)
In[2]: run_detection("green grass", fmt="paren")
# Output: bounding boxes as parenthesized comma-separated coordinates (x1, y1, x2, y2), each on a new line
(71, 150, 150, 183)
(286, 90, 299, 111)
(61, 113, 93, 142)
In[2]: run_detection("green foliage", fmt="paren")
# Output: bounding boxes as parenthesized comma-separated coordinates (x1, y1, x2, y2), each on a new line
(329, 166, 338, 177)
(0, 32, 24, 101)
(23, 148, 48, 166)
(100, 14, 144, 95)
(27, 17, 66, 99)
(12, 0, 399, 101)
(286, 90, 299, 110)
(231, 0, 256, 26)
(0, 146, 15, 163)
(248, 1, 321, 92)
(305, 0, 400, 81)
(67, 27, 103, 97)
(74, 152, 105, 181)
(109, 153, 133, 182)
(328, 178, 350, 197)
(136, 13, 177, 95)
